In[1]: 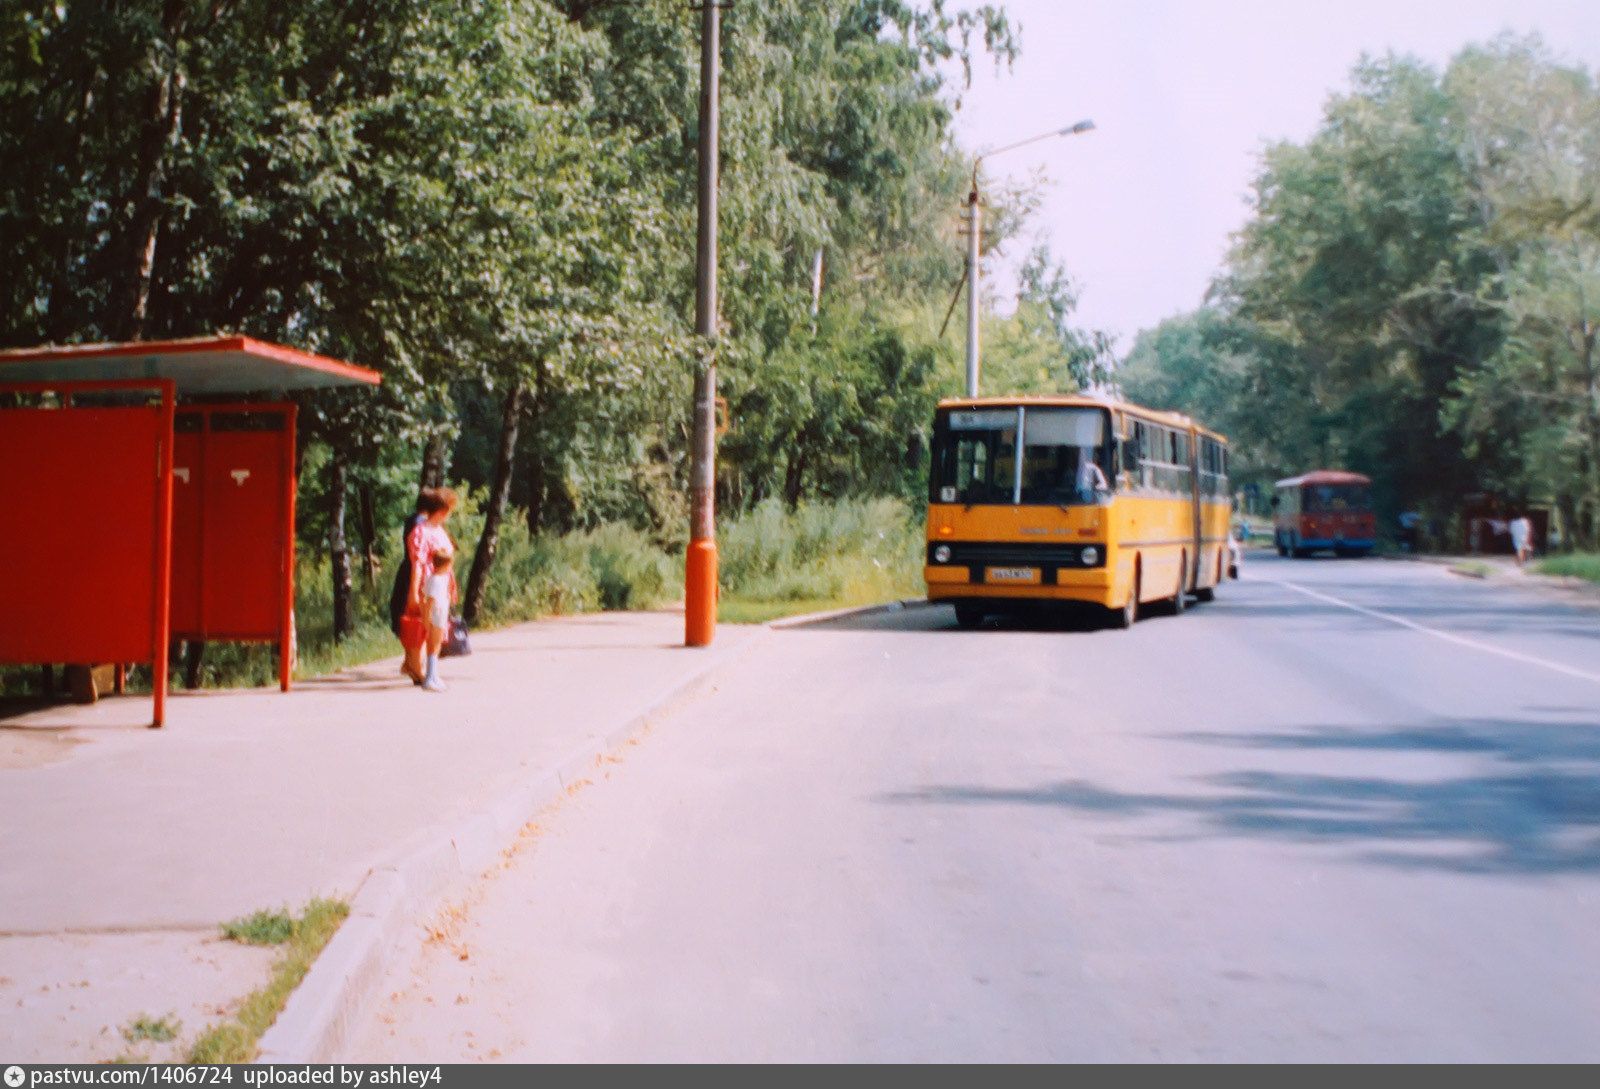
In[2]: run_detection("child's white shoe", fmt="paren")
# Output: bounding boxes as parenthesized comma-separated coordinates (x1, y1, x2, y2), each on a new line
(422, 676, 447, 693)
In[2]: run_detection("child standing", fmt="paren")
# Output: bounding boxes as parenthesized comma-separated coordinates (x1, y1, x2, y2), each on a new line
(421, 548, 454, 692)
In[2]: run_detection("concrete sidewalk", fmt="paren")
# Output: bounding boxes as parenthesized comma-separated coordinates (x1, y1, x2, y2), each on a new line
(0, 608, 767, 1063)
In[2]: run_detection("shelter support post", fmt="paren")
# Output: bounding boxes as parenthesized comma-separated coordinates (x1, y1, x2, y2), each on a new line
(281, 406, 297, 692)
(150, 383, 175, 727)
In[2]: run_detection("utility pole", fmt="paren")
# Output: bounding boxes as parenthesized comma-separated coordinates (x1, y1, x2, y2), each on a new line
(685, 0, 722, 647)
(964, 185, 981, 398)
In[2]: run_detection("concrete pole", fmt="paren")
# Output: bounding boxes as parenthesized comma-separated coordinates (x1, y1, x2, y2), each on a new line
(810, 247, 824, 316)
(965, 186, 981, 398)
(685, 0, 721, 648)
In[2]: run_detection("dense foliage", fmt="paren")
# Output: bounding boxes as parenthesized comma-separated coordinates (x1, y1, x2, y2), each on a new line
(2, 0, 1112, 643)
(1117, 35, 1600, 547)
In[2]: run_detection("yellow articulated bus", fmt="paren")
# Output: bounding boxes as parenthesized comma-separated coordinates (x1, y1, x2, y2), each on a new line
(924, 394, 1232, 629)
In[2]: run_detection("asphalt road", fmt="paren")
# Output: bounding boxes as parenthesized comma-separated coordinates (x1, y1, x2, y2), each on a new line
(352, 553, 1600, 1061)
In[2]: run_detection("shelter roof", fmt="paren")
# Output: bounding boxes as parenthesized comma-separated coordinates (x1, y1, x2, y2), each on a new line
(1274, 469, 1372, 488)
(0, 336, 380, 394)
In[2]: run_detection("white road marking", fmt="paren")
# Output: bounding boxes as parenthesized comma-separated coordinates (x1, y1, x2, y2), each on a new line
(1272, 577, 1600, 686)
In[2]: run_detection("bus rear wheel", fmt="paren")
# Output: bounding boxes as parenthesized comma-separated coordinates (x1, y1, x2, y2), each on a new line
(1194, 553, 1221, 602)
(1169, 558, 1188, 616)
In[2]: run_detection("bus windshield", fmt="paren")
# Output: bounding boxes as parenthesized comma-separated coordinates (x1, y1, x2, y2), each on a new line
(1304, 483, 1369, 512)
(930, 406, 1109, 506)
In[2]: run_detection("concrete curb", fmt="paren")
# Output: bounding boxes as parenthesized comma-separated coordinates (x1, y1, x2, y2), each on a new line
(254, 625, 770, 1064)
(1373, 552, 1600, 601)
(765, 598, 928, 630)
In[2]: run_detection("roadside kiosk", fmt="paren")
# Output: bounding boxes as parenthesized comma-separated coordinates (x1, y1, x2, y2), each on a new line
(0, 336, 380, 726)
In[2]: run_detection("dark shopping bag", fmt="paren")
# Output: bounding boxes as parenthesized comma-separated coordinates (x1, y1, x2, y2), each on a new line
(441, 615, 472, 657)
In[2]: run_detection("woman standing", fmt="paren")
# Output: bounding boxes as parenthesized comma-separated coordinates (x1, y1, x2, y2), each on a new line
(406, 487, 458, 691)
(390, 500, 428, 677)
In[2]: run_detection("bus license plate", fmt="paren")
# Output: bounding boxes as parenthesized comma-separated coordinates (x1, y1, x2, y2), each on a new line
(987, 566, 1039, 584)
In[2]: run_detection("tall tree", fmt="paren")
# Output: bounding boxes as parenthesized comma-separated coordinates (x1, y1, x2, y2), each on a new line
(1443, 37, 1600, 545)
(1210, 51, 1504, 520)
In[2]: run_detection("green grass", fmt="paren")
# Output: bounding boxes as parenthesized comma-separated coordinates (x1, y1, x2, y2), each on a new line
(1449, 560, 1493, 579)
(718, 597, 849, 624)
(186, 897, 349, 1064)
(220, 908, 295, 946)
(1533, 552, 1600, 584)
(122, 1014, 181, 1044)
(716, 497, 923, 621)
(208, 497, 924, 679)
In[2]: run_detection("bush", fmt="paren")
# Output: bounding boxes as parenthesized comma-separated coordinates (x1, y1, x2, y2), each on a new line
(470, 519, 680, 623)
(717, 497, 923, 620)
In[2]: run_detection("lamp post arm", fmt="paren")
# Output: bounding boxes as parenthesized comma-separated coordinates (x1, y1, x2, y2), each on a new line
(962, 118, 1094, 400)
(970, 120, 1095, 190)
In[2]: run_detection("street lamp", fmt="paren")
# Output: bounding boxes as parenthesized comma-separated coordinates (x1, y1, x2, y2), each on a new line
(965, 119, 1095, 398)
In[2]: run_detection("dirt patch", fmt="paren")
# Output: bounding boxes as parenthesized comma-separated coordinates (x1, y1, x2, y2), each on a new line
(0, 930, 279, 1063)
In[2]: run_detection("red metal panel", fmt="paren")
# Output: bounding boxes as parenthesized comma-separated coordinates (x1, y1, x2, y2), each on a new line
(0, 383, 172, 673)
(167, 406, 292, 643)
(201, 424, 288, 638)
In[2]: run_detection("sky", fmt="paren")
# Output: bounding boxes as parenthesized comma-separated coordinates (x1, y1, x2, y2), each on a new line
(946, 0, 1600, 356)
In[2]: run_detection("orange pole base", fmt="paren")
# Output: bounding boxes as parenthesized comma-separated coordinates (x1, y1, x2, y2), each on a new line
(685, 537, 718, 646)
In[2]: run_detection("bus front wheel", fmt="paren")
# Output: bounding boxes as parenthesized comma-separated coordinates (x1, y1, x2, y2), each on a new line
(953, 603, 985, 630)
(1110, 569, 1139, 629)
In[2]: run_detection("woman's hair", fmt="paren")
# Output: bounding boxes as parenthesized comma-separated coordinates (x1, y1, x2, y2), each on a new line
(416, 486, 459, 516)
(431, 548, 453, 570)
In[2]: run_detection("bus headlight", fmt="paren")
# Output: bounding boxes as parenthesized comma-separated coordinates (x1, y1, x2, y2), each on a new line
(1080, 546, 1098, 566)
(933, 544, 952, 564)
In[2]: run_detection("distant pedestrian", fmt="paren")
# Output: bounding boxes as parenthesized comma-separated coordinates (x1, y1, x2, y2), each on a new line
(1510, 513, 1533, 567)
(408, 487, 459, 692)
(1398, 510, 1420, 552)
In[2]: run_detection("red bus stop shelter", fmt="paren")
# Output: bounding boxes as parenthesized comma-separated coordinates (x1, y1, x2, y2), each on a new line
(0, 336, 380, 726)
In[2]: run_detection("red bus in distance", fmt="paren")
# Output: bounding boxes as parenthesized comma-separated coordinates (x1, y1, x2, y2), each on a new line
(1272, 470, 1375, 558)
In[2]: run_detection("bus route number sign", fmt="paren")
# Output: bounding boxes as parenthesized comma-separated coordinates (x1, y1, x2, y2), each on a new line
(986, 566, 1039, 583)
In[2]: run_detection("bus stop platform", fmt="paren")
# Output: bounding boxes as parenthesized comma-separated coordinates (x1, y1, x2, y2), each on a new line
(0, 608, 766, 1063)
